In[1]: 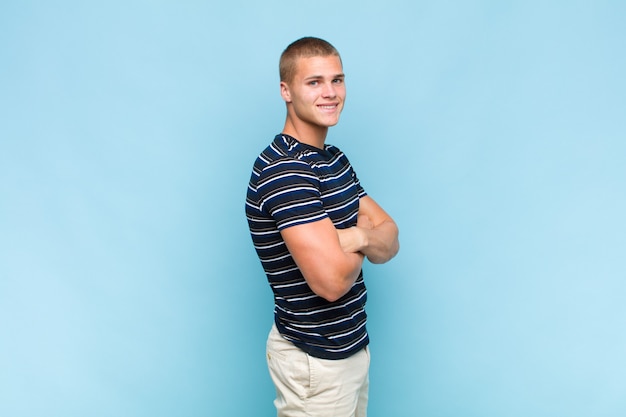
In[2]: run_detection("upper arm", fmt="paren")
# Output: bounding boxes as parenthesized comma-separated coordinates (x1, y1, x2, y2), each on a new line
(280, 218, 363, 302)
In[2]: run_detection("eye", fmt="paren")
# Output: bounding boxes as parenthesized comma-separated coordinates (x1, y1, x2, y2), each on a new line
(332, 78, 344, 84)
(308, 80, 319, 86)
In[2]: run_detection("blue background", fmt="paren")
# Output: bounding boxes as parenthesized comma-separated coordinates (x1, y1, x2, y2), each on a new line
(1, 1, 625, 416)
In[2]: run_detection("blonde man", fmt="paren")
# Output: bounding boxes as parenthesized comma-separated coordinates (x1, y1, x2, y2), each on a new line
(246, 37, 399, 417)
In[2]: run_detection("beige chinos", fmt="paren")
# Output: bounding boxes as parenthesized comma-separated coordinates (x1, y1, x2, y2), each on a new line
(266, 324, 370, 417)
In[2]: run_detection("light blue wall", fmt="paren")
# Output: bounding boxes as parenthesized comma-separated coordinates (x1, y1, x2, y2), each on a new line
(1, 1, 624, 416)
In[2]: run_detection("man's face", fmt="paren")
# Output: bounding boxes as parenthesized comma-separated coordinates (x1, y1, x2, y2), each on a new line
(281, 55, 346, 129)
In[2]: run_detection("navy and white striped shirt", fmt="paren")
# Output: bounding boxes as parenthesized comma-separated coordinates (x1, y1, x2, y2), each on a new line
(246, 134, 369, 360)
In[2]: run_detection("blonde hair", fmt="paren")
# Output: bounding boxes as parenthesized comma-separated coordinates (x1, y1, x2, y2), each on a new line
(279, 37, 341, 83)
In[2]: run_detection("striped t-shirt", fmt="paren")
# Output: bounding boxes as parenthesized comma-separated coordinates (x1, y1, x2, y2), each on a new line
(246, 134, 369, 360)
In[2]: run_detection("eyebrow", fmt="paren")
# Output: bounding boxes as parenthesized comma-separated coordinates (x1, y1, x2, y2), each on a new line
(304, 73, 345, 81)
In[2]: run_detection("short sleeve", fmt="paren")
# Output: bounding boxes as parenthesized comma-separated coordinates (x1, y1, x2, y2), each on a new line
(257, 159, 328, 230)
(352, 168, 367, 199)
(339, 150, 366, 199)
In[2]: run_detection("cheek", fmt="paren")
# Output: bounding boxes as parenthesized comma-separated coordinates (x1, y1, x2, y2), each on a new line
(301, 90, 317, 103)
(294, 96, 316, 112)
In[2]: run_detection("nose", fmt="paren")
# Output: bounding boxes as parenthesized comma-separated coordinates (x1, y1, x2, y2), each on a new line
(321, 81, 337, 98)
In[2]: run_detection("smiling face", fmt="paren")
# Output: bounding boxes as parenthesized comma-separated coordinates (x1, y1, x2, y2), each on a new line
(280, 55, 346, 135)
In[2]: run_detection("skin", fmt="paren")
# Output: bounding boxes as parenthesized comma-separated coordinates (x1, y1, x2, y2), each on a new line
(279, 55, 400, 302)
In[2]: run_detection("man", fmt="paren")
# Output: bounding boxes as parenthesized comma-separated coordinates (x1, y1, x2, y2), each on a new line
(245, 37, 399, 417)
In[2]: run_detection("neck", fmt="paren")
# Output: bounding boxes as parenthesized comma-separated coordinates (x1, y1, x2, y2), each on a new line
(282, 116, 328, 149)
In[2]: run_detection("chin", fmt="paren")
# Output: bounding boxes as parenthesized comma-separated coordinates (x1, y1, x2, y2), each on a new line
(322, 116, 341, 127)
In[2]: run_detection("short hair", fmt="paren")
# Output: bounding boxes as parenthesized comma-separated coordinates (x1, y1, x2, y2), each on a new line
(279, 37, 341, 83)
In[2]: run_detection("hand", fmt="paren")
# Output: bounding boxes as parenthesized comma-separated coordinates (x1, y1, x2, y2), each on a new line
(336, 215, 372, 254)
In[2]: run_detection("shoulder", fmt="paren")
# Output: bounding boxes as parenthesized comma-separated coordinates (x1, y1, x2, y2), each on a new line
(255, 156, 322, 202)
(258, 156, 315, 184)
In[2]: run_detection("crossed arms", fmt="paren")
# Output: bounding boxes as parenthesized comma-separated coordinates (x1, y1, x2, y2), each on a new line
(280, 195, 399, 302)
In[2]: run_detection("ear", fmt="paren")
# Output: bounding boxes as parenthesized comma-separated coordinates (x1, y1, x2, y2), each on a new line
(280, 81, 292, 103)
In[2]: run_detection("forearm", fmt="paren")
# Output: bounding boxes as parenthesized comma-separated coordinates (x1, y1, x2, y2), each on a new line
(336, 251, 366, 293)
(301, 249, 364, 302)
(360, 219, 399, 263)
(338, 219, 399, 264)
